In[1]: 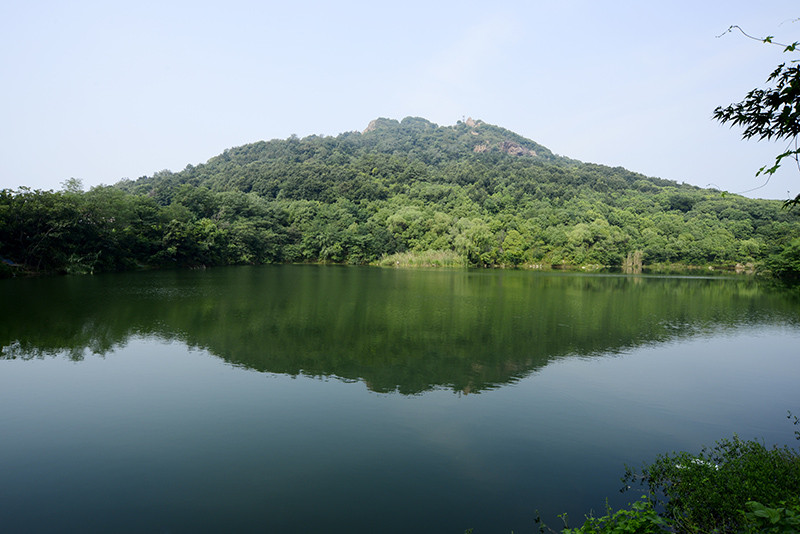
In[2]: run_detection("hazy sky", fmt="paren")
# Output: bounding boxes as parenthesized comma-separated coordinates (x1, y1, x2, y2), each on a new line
(1, 1, 798, 200)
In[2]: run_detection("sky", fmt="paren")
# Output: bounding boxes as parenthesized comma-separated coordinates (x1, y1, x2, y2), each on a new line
(1, 1, 798, 200)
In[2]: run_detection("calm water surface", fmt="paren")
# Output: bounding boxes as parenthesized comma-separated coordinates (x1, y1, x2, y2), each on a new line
(1, 266, 799, 533)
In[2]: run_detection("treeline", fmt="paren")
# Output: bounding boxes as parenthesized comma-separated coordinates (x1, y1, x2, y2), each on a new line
(2, 117, 799, 277)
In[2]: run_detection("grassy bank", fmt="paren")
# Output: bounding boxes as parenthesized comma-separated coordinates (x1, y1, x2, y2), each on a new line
(376, 250, 468, 268)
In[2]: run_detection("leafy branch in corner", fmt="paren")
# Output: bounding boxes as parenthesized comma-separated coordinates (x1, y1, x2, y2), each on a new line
(713, 24, 800, 207)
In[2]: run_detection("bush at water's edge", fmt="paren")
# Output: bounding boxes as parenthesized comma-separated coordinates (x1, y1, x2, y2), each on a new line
(545, 415, 800, 534)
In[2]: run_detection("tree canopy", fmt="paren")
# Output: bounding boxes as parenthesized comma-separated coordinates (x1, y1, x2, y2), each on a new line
(2, 117, 799, 278)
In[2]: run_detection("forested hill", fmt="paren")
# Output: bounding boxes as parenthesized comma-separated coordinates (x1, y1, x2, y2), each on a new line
(117, 116, 575, 202)
(2, 116, 800, 277)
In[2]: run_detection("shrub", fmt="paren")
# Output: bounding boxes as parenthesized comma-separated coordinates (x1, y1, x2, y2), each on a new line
(561, 496, 671, 534)
(622, 434, 800, 533)
(742, 499, 800, 534)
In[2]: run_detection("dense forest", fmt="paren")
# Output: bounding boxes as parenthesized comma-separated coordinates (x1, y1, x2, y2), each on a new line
(2, 116, 800, 278)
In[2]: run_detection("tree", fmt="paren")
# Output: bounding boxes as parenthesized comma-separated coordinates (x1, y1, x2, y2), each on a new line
(713, 25, 800, 206)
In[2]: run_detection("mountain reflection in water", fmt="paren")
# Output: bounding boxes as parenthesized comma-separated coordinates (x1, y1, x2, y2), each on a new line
(2, 265, 797, 394)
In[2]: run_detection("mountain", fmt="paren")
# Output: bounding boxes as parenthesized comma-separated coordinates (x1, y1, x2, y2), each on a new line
(117, 116, 577, 201)
(2, 117, 799, 277)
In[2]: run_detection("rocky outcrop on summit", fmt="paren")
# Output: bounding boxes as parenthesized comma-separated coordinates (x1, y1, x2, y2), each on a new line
(363, 120, 379, 134)
(356, 116, 563, 162)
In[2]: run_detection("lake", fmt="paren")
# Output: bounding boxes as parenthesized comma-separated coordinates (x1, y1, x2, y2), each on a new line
(1, 265, 799, 533)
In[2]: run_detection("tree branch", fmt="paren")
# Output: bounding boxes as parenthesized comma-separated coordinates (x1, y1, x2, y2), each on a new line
(717, 25, 798, 52)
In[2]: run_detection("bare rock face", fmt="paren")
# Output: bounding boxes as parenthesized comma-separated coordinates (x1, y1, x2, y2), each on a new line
(363, 120, 379, 134)
(465, 117, 477, 127)
(472, 140, 537, 157)
(501, 141, 535, 156)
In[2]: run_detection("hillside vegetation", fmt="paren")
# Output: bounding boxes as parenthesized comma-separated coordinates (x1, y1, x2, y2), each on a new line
(2, 117, 799, 277)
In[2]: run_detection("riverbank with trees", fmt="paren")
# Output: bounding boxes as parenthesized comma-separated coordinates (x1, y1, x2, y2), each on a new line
(2, 118, 799, 279)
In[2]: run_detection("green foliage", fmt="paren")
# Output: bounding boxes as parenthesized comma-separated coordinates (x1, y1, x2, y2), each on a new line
(377, 249, 466, 268)
(622, 434, 800, 533)
(3, 117, 800, 276)
(558, 415, 800, 534)
(767, 237, 800, 279)
(742, 499, 800, 534)
(561, 496, 670, 534)
(714, 27, 800, 206)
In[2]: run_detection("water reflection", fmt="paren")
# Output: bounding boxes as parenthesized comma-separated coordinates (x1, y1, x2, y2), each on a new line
(1, 265, 798, 394)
